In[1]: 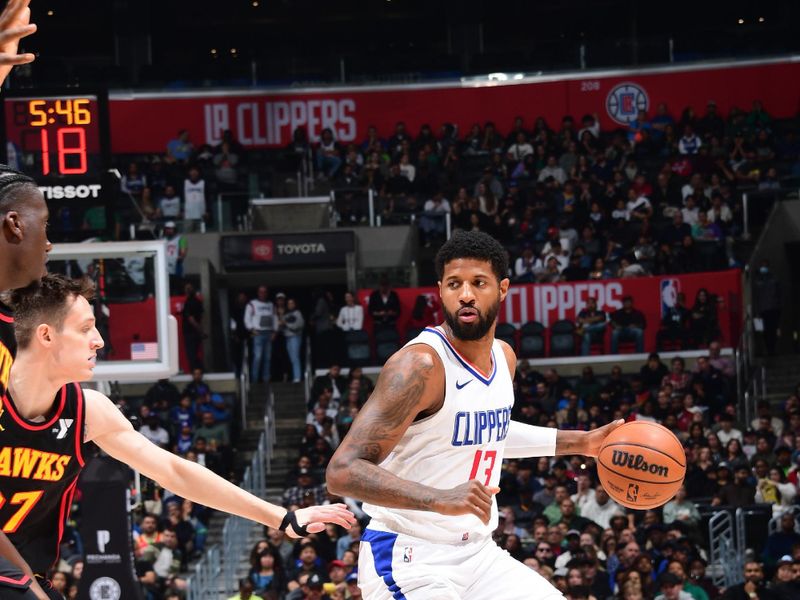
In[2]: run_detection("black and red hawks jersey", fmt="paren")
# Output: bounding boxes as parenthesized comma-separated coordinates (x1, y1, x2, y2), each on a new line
(0, 303, 14, 399)
(0, 307, 86, 576)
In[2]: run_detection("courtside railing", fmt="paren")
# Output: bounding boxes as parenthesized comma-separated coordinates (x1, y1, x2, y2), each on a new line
(187, 387, 275, 598)
(221, 431, 268, 593)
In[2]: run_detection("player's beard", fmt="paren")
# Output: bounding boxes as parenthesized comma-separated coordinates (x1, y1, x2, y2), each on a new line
(443, 295, 500, 341)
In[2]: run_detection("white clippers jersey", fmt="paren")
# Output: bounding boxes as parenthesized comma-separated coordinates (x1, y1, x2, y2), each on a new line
(362, 326, 514, 543)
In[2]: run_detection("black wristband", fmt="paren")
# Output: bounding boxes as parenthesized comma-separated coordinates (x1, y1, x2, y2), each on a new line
(279, 510, 309, 536)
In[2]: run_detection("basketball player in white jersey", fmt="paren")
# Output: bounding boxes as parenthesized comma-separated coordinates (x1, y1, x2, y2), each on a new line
(327, 230, 623, 599)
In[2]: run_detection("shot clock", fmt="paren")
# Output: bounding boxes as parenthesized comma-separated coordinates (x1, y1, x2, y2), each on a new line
(2, 90, 114, 239)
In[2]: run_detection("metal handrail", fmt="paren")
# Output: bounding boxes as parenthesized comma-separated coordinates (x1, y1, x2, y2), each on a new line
(239, 341, 251, 432)
(188, 382, 277, 596)
(186, 544, 222, 600)
(221, 431, 270, 592)
(709, 510, 739, 589)
(304, 335, 314, 405)
(263, 395, 275, 477)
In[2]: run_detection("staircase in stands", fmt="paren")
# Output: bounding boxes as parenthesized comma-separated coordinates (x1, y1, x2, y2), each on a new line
(199, 381, 307, 590)
(760, 353, 800, 406)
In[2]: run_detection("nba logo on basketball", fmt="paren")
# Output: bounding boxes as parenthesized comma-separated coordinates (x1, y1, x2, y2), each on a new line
(626, 483, 640, 503)
(403, 547, 413, 563)
(660, 278, 681, 318)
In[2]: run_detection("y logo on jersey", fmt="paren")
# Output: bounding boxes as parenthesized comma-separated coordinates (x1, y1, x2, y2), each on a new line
(403, 547, 413, 563)
(455, 379, 473, 390)
(52, 419, 74, 440)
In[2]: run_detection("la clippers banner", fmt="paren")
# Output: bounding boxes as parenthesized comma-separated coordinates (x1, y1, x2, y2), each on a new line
(358, 270, 742, 351)
(78, 457, 142, 600)
(108, 58, 800, 153)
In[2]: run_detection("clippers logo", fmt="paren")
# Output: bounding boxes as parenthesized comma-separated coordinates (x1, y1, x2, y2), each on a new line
(606, 82, 649, 125)
(403, 546, 413, 563)
(660, 278, 681, 319)
(251, 239, 274, 261)
(626, 483, 640, 503)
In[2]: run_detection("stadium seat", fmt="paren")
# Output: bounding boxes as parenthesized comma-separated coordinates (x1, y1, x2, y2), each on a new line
(494, 322, 517, 351)
(549, 320, 576, 356)
(344, 330, 372, 366)
(519, 321, 545, 358)
(374, 328, 400, 364)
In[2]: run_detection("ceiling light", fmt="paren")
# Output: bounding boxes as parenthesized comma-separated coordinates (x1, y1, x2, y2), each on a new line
(737, 18, 744, 25)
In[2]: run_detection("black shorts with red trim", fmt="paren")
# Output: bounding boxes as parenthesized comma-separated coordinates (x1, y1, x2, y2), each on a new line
(0, 558, 63, 599)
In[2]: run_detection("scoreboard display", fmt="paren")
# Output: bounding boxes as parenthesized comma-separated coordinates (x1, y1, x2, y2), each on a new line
(5, 95, 104, 179)
(2, 91, 114, 239)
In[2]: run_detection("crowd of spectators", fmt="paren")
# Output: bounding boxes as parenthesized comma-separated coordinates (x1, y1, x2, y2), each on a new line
(102, 101, 799, 287)
(43, 370, 234, 599)
(132, 369, 237, 597)
(321, 100, 797, 280)
(223, 343, 800, 600)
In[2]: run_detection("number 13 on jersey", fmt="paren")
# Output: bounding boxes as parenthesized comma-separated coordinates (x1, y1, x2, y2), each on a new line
(468, 450, 497, 486)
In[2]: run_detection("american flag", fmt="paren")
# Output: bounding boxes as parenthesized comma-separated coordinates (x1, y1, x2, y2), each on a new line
(131, 342, 159, 360)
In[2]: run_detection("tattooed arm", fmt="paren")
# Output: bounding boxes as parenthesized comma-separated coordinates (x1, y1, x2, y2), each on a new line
(327, 345, 497, 523)
(499, 341, 623, 459)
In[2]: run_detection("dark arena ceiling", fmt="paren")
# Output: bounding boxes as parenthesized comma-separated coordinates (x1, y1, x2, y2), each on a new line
(12, 0, 800, 89)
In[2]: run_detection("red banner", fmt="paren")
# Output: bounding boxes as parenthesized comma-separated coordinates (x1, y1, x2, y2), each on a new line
(358, 270, 742, 352)
(108, 59, 800, 153)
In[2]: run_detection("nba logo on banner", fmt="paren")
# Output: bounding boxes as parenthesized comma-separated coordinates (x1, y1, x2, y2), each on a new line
(403, 547, 413, 563)
(606, 82, 649, 125)
(660, 278, 681, 318)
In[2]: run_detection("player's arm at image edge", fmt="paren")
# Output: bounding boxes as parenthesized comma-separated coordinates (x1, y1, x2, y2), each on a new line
(326, 345, 445, 511)
(82, 388, 352, 534)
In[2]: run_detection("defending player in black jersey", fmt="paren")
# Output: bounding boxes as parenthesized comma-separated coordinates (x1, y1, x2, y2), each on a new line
(0, 3, 72, 598)
(0, 274, 355, 597)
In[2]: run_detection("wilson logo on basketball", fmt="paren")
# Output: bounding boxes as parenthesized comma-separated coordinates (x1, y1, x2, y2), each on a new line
(611, 450, 669, 478)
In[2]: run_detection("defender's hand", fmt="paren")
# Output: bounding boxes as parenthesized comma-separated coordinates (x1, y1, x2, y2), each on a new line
(288, 503, 356, 538)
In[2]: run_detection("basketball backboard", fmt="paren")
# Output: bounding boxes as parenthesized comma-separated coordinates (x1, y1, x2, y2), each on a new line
(47, 240, 179, 382)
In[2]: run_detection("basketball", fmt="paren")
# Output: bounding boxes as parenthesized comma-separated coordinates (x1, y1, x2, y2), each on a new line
(597, 421, 686, 510)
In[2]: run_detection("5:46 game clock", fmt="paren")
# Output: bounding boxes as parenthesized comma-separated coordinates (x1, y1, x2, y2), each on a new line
(2, 90, 114, 240)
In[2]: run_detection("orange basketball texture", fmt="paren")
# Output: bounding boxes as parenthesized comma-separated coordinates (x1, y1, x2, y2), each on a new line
(596, 421, 686, 509)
